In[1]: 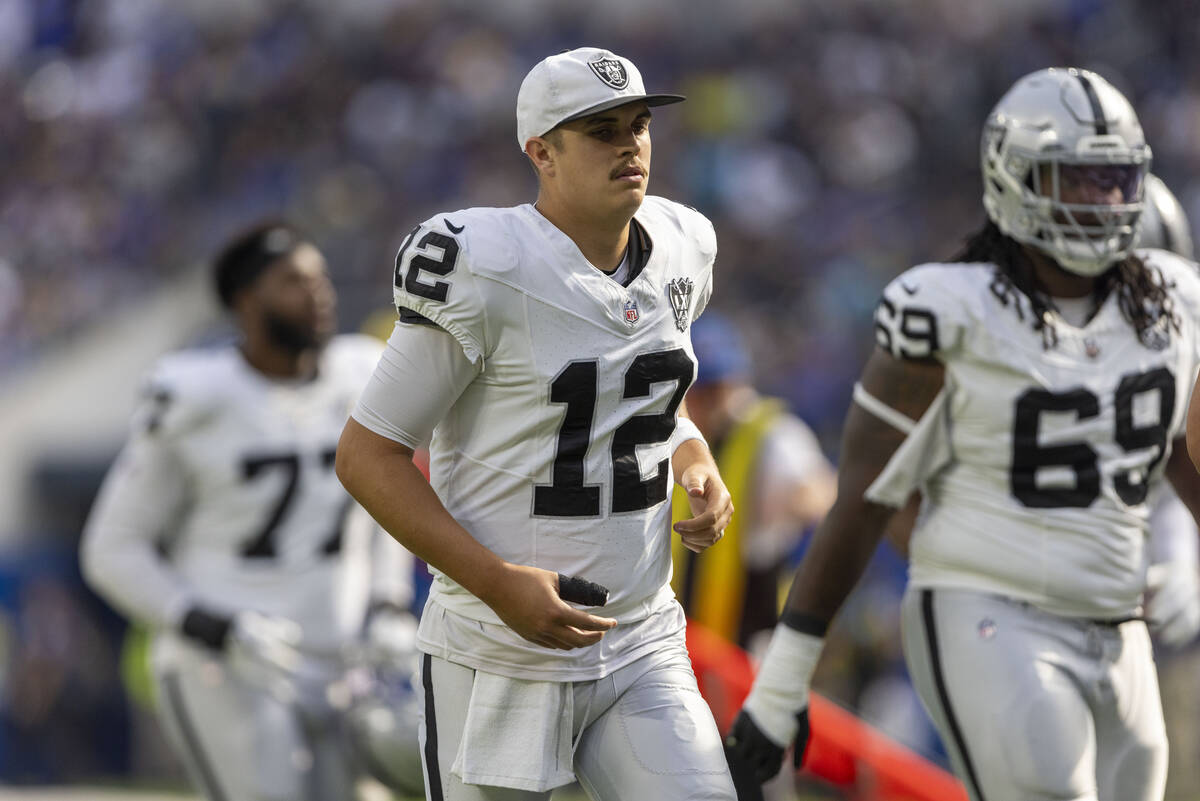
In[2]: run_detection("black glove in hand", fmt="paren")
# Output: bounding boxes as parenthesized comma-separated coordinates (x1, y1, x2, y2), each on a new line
(180, 607, 233, 651)
(792, 707, 811, 770)
(724, 708, 811, 789)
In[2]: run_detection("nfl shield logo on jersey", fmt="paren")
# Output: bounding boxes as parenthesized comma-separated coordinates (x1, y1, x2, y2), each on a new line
(623, 299, 640, 326)
(667, 278, 694, 332)
(589, 57, 629, 90)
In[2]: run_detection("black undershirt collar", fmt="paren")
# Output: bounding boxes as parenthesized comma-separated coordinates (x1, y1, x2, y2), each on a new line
(600, 218, 653, 287)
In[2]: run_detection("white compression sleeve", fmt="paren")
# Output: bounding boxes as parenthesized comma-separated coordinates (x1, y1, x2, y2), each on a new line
(670, 416, 707, 453)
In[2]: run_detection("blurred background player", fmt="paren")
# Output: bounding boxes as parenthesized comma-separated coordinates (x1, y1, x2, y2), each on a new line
(1138, 174, 1200, 799)
(79, 221, 421, 801)
(1140, 174, 1195, 261)
(1138, 174, 1200, 651)
(727, 68, 1200, 801)
(673, 311, 835, 656)
(872, 171, 1200, 801)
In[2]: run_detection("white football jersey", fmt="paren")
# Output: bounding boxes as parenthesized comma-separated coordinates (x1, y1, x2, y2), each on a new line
(388, 198, 715, 674)
(82, 335, 403, 652)
(874, 249, 1200, 619)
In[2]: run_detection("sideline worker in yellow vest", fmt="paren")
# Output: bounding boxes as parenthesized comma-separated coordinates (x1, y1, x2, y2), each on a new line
(673, 313, 836, 653)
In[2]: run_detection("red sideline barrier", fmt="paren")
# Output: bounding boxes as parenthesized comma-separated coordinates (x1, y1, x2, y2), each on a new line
(685, 621, 968, 801)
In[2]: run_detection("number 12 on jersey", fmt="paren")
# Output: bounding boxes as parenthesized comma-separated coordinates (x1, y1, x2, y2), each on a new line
(535, 349, 693, 517)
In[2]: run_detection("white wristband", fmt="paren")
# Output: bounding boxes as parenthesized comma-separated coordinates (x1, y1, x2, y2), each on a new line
(670, 416, 706, 453)
(742, 624, 824, 747)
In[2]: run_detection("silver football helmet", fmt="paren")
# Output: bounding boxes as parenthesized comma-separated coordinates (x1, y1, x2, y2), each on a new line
(1137, 173, 1194, 259)
(343, 615, 425, 797)
(345, 661, 424, 796)
(981, 67, 1152, 276)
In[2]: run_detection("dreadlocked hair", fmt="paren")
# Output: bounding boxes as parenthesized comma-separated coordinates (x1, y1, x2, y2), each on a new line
(952, 219, 1179, 350)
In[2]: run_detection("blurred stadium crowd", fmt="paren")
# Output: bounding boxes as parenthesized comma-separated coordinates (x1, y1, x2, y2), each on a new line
(3, 0, 1200, 794)
(5, 0, 1200, 409)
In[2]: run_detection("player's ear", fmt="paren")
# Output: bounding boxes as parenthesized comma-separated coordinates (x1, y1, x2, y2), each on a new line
(525, 136, 556, 177)
(228, 281, 262, 326)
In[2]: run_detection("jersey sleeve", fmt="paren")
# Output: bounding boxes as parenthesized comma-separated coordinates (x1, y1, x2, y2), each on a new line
(864, 386, 954, 508)
(1142, 250, 1200, 442)
(691, 212, 718, 322)
(873, 263, 971, 362)
(1158, 252, 1200, 360)
(79, 364, 197, 629)
(392, 216, 490, 365)
(352, 320, 480, 448)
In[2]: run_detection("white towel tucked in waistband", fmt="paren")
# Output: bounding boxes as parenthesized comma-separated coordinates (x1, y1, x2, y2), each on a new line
(452, 671, 575, 791)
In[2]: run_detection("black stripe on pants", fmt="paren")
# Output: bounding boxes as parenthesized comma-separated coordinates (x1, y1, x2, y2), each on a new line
(161, 673, 228, 801)
(422, 653, 445, 801)
(921, 589, 987, 801)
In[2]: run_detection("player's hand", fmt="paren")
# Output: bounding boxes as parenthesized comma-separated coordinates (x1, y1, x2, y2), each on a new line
(1146, 561, 1200, 648)
(179, 607, 302, 669)
(229, 610, 303, 672)
(724, 707, 810, 788)
(673, 461, 734, 553)
(483, 564, 617, 650)
(225, 611, 305, 700)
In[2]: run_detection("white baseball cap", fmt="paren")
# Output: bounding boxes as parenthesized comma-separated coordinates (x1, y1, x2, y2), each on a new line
(516, 47, 685, 150)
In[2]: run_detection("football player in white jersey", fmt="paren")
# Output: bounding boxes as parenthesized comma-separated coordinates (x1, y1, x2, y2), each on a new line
(726, 69, 1200, 801)
(337, 47, 739, 800)
(81, 221, 420, 801)
(883, 174, 1200, 650)
(1137, 175, 1200, 650)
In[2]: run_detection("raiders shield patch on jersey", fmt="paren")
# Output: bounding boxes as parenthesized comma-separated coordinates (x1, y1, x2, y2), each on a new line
(667, 278, 693, 332)
(589, 57, 629, 90)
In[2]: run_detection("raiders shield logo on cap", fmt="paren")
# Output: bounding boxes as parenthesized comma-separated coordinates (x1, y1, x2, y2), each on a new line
(588, 57, 629, 90)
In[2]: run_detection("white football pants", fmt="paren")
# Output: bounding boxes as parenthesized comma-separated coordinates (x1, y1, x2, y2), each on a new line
(901, 586, 1167, 801)
(418, 639, 736, 800)
(152, 639, 356, 801)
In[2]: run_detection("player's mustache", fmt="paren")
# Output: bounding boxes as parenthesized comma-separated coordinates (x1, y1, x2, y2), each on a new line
(611, 162, 646, 180)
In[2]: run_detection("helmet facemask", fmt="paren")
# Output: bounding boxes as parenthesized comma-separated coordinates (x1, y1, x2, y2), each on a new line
(981, 69, 1152, 277)
(1028, 158, 1147, 275)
